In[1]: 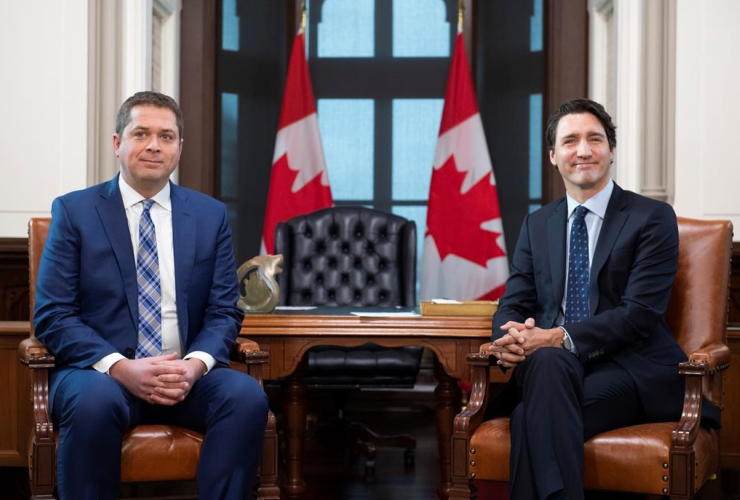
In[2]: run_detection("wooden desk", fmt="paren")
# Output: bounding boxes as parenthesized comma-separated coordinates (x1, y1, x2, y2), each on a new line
(239, 309, 501, 500)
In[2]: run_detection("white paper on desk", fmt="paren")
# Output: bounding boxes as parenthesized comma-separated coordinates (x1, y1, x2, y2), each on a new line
(350, 312, 420, 318)
(430, 299, 463, 304)
(274, 306, 318, 311)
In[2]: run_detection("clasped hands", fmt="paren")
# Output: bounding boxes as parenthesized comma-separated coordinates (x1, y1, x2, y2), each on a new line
(109, 353, 207, 406)
(490, 318, 562, 369)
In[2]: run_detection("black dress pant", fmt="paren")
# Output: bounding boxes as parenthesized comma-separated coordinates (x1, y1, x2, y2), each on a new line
(508, 348, 645, 500)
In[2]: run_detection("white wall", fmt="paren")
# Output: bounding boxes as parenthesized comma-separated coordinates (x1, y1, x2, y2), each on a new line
(0, 1, 736, 238)
(0, 1, 89, 237)
(674, 0, 740, 234)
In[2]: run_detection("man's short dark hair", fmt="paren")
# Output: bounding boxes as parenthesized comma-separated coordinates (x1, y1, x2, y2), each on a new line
(545, 98, 616, 151)
(115, 91, 184, 139)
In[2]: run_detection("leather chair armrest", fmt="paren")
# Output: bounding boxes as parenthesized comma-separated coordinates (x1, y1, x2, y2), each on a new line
(477, 342, 502, 365)
(684, 343, 731, 412)
(672, 345, 730, 451)
(232, 337, 268, 387)
(688, 343, 730, 373)
(454, 343, 497, 435)
(233, 337, 268, 363)
(18, 338, 55, 448)
(19, 337, 55, 368)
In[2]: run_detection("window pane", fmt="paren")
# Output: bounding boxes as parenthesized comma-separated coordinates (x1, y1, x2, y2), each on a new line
(221, 0, 239, 51)
(530, 0, 543, 52)
(318, 99, 374, 200)
(392, 99, 444, 200)
(392, 204, 427, 303)
(529, 93, 543, 200)
(393, 0, 450, 57)
(317, 0, 374, 58)
(220, 93, 239, 198)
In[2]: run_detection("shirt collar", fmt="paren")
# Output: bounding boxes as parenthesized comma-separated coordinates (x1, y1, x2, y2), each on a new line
(566, 179, 614, 220)
(118, 175, 172, 212)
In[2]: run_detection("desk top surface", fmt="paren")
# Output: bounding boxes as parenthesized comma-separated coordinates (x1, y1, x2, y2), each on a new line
(241, 306, 492, 338)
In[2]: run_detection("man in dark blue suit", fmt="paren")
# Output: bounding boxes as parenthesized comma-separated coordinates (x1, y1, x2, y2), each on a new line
(489, 99, 718, 500)
(34, 91, 268, 499)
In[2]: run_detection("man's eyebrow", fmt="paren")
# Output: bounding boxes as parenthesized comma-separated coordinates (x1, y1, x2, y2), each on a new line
(131, 126, 177, 135)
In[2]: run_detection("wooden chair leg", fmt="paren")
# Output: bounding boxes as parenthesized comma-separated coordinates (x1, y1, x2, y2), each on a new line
(30, 439, 56, 500)
(257, 411, 280, 500)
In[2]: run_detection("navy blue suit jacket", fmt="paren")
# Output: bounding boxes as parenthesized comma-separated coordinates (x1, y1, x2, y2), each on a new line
(492, 183, 719, 426)
(34, 176, 245, 408)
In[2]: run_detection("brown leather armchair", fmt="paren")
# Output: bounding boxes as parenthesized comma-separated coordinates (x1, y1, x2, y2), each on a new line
(19, 218, 280, 500)
(450, 217, 732, 499)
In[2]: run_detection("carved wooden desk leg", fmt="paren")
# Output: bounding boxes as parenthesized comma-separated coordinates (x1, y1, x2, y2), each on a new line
(434, 356, 463, 500)
(283, 358, 308, 500)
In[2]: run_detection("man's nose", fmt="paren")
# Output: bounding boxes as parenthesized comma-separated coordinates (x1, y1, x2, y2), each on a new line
(576, 139, 591, 157)
(146, 136, 161, 152)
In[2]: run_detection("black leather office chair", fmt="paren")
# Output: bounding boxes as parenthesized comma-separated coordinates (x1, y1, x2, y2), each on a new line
(274, 206, 423, 473)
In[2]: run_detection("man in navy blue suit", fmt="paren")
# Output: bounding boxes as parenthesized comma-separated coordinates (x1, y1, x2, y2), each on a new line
(489, 99, 718, 500)
(34, 91, 268, 499)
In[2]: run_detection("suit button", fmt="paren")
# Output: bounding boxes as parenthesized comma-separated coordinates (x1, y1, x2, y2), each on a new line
(125, 348, 134, 358)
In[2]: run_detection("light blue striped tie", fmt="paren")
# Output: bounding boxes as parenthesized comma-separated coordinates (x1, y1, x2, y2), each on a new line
(135, 199, 162, 358)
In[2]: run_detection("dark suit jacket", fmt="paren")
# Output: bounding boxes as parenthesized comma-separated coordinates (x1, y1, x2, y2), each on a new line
(34, 176, 245, 408)
(492, 182, 719, 427)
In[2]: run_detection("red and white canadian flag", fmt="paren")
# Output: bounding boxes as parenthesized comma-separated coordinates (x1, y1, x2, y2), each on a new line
(260, 30, 333, 255)
(420, 33, 508, 301)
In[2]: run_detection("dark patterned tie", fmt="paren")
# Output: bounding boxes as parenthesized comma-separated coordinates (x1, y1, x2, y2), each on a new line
(135, 199, 162, 358)
(565, 205, 590, 324)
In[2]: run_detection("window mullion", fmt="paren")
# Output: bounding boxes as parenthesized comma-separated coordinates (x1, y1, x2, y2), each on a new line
(374, 98, 392, 213)
(376, 0, 392, 59)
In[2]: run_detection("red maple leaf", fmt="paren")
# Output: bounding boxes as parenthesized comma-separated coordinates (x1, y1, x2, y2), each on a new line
(426, 156, 505, 267)
(262, 154, 333, 253)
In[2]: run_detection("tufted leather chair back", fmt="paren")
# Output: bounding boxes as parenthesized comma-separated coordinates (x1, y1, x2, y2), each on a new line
(275, 207, 422, 386)
(275, 207, 416, 308)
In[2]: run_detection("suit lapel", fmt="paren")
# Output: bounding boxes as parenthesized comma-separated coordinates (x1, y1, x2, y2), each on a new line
(548, 200, 568, 309)
(589, 183, 629, 316)
(96, 177, 138, 329)
(171, 183, 195, 341)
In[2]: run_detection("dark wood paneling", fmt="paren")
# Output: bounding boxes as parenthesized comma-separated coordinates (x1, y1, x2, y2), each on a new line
(729, 244, 740, 326)
(543, 0, 589, 203)
(722, 328, 740, 468)
(0, 322, 31, 468)
(178, 0, 218, 196)
(0, 239, 29, 322)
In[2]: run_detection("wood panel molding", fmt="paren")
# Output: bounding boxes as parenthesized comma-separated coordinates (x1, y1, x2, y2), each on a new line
(543, 0, 589, 203)
(178, 0, 217, 195)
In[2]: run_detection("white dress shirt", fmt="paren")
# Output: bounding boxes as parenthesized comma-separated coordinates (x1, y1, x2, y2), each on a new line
(92, 176, 216, 374)
(557, 179, 614, 354)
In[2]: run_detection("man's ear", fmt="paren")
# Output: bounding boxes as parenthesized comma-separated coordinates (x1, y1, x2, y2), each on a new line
(549, 149, 557, 166)
(112, 134, 121, 157)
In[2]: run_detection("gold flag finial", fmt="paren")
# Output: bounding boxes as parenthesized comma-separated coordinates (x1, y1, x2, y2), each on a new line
(457, 0, 464, 33)
(301, 0, 307, 32)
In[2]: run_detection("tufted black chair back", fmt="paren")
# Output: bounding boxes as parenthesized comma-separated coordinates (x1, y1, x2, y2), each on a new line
(275, 207, 422, 386)
(275, 207, 416, 308)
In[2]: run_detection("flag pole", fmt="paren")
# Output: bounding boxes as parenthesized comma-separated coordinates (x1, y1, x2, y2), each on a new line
(457, 0, 463, 34)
